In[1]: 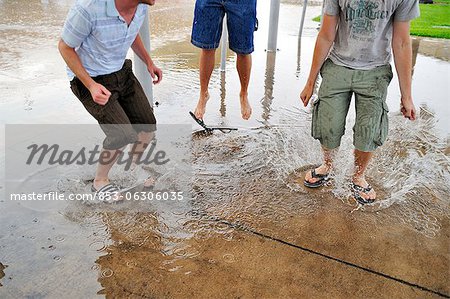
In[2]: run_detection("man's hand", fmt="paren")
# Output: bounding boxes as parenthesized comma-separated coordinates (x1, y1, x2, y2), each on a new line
(88, 82, 111, 106)
(147, 63, 162, 84)
(299, 14, 338, 108)
(400, 97, 416, 121)
(300, 82, 314, 107)
(131, 35, 162, 84)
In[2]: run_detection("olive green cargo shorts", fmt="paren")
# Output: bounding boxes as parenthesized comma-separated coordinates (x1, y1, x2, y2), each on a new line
(311, 59, 393, 152)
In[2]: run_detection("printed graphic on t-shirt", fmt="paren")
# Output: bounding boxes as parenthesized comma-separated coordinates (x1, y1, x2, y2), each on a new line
(344, 0, 391, 41)
(327, 0, 419, 69)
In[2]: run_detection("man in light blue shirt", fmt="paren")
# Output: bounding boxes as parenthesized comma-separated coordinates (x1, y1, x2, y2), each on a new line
(59, 0, 162, 199)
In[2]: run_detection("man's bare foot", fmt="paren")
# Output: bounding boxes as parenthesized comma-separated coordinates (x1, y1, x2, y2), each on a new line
(304, 164, 331, 185)
(352, 176, 376, 202)
(143, 177, 155, 189)
(93, 178, 110, 191)
(194, 91, 210, 120)
(240, 92, 252, 120)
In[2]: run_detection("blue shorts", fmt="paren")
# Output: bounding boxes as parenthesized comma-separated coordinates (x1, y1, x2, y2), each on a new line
(191, 0, 257, 55)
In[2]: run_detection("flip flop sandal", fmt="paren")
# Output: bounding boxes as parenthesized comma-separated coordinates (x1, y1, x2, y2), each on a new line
(189, 111, 238, 134)
(91, 183, 121, 202)
(303, 169, 330, 188)
(189, 111, 213, 133)
(351, 182, 376, 205)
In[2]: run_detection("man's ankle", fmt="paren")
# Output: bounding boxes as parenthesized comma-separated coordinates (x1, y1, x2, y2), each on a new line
(322, 163, 332, 170)
(315, 164, 331, 174)
(94, 178, 109, 185)
(352, 175, 366, 183)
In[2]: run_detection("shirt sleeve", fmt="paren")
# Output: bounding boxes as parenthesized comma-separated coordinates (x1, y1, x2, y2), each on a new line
(323, 0, 340, 16)
(61, 5, 92, 48)
(394, 0, 420, 22)
(136, 4, 149, 27)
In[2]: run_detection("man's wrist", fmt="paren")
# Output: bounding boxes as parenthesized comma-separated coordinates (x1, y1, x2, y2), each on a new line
(306, 77, 317, 87)
(401, 95, 413, 103)
(146, 58, 154, 68)
(85, 79, 96, 90)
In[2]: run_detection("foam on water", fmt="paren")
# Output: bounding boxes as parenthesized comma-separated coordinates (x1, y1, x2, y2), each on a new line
(248, 106, 450, 238)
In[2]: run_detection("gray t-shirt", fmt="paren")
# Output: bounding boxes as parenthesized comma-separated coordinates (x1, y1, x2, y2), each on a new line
(324, 0, 420, 70)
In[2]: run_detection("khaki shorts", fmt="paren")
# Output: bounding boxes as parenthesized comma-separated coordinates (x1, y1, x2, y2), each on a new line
(312, 59, 393, 152)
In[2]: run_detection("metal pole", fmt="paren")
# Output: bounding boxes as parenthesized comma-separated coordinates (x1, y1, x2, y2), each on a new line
(135, 12, 154, 107)
(220, 17, 228, 72)
(298, 0, 308, 40)
(297, 0, 308, 73)
(267, 0, 280, 52)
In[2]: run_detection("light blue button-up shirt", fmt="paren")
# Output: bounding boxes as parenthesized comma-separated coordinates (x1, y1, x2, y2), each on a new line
(61, 0, 148, 78)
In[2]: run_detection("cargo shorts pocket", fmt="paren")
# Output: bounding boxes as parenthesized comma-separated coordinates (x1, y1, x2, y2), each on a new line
(374, 101, 389, 146)
(311, 97, 321, 139)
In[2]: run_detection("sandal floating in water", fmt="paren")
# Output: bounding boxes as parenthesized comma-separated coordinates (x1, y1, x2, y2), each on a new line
(351, 182, 376, 205)
(189, 111, 237, 134)
(303, 169, 330, 188)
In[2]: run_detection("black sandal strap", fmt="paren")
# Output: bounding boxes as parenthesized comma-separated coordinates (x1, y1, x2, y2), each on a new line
(351, 183, 375, 204)
(352, 183, 373, 193)
(92, 183, 120, 194)
(189, 111, 212, 132)
(311, 169, 329, 179)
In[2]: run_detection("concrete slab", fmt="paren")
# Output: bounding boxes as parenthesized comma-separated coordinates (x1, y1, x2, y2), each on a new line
(96, 221, 444, 299)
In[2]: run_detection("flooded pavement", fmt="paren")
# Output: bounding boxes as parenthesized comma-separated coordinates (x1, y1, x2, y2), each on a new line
(1, 0, 449, 298)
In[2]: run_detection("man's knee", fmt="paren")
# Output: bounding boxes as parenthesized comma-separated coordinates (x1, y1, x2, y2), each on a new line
(202, 48, 216, 53)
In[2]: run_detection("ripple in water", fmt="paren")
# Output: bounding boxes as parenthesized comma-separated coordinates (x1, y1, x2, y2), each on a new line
(55, 105, 448, 270)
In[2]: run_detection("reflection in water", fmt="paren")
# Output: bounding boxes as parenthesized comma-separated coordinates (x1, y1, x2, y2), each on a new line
(220, 72, 226, 117)
(296, 30, 302, 76)
(261, 52, 276, 122)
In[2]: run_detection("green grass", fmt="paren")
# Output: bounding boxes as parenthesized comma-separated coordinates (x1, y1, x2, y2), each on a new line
(312, 2, 450, 39)
(312, 15, 321, 22)
(411, 3, 450, 39)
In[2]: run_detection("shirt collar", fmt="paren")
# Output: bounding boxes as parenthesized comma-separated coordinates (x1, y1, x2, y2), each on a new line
(106, 0, 120, 17)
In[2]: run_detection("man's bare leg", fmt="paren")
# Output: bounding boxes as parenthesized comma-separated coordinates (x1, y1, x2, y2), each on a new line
(130, 131, 155, 165)
(353, 149, 376, 200)
(130, 131, 156, 188)
(304, 147, 334, 184)
(194, 49, 215, 119)
(236, 53, 252, 120)
(94, 132, 155, 191)
(94, 149, 122, 190)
